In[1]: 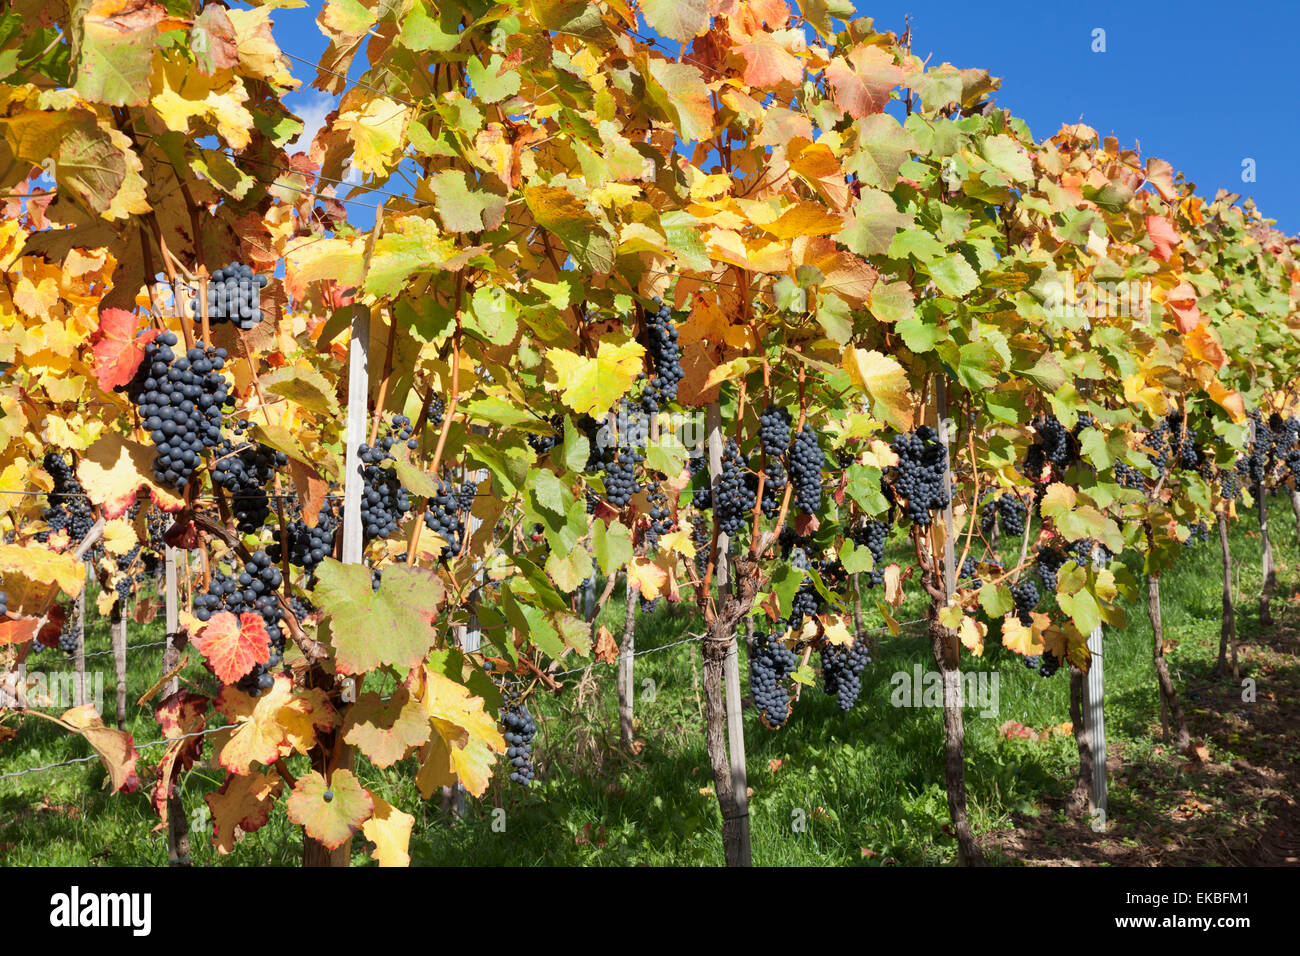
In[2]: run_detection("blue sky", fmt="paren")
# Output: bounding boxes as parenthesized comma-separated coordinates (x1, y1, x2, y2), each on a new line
(267, 1, 1298, 235)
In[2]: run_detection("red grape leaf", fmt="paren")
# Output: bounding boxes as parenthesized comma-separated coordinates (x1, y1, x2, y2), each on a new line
(286, 769, 372, 850)
(205, 771, 283, 854)
(1145, 215, 1181, 261)
(90, 308, 158, 390)
(152, 691, 209, 822)
(195, 611, 269, 684)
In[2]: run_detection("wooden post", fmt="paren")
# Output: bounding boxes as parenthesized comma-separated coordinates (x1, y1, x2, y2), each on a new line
(162, 545, 191, 865)
(111, 601, 127, 730)
(73, 570, 86, 708)
(932, 380, 981, 865)
(70, 520, 104, 709)
(1216, 512, 1238, 679)
(1258, 480, 1275, 625)
(304, 298, 368, 868)
(702, 401, 750, 866)
(617, 578, 636, 749)
(1084, 623, 1107, 826)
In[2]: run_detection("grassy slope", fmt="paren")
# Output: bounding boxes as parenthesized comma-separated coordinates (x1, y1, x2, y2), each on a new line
(2, 498, 1297, 866)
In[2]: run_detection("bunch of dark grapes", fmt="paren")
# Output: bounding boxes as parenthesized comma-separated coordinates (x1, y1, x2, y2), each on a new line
(1036, 649, 1061, 678)
(640, 298, 684, 414)
(500, 689, 537, 786)
(1185, 521, 1210, 546)
(760, 460, 787, 517)
(758, 405, 792, 457)
(424, 478, 473, 560)
(193, 550, 285, 695)
(1011, 578, 1039, 625)
(0, 591, 6, 616)
(789, 581, 820, 632)
(112, 546, 142, 605)
(1142, 417, 1171, 476)
(526, 414, 563, 454)
(357, 429, 412, 542)
(638, 595, 659, 614)
(960, 554, 1001, 585)
(1074, 413, 1096, 433)
(644, 482, 673, 551)
(1239, 410, 1271, 489)
(716, 440, 757, 535)
(1023, 414, 1070, 481)
(820, 639, 871, 711)
(269, 504, 339, 574)
(1068, 538, 1106, 568)
(1165, 411, 1204, 471)
(850, 519, 890, 586)
(126, 333, 230, 489)
(289, 595, 315, 623)
(602, 448, 642, 509)
(38, 452, 96, 545)
(689, 454, 712, 511)
(1036, 547, 1067, 594)
(981, 493, 1026, 537)
(747, 628, 798, 728)
(212, 426, 288, 534)
(192, 262, 268, 330)
(58, 612, 79, 656)
(890, 426, 950, 527)
(788, 424, 825, 515)
(691, 517, 712, 578)
(1114, 460, 1146, 491)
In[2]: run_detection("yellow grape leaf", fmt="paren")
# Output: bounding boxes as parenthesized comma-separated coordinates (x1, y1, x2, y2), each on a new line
(13, 275, 59, 316)
(843, 348, 911, 431)
(286, 769, 373, 851)
(284, 235, 364, 300)
(101, 517, 137, 557)
(821, 616, 854, 647)
(97, 588, 118, 616)
(225, 6, 298, 87)
(281, 686, 339, 747)
(658, 527, 697, 558)
(59, 704, 140, 795)
(626, 556, 668, 600)
(337, 95, 410, 177)
(340, 689, 432, 768)
(546, 340, 645, 416)
(958, 615, 987, 655)
(0, 544, 86, 598)
(150, 54, 255, 149)
(760, 201, 844, 239)
(1000, 611, 1049, 655)
(206, 771, 283, 855)
(703, 356, 759, 392)
(410, 666, 504, 798)
(212, 675, 297, 774)
(362, 793, 414, 867)
(78, 432, 184, 518)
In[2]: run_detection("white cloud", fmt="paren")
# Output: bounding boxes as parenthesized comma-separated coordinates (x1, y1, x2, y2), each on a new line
(287, 91, 335, 152)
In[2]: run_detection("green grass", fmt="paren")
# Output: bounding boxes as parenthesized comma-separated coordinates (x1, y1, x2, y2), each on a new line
(3, 498, 1298, 866)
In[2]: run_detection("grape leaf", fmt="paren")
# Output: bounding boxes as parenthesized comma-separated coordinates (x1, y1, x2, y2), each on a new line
(89, 308, 158, 390)
(340, 689, 432, 768)
(314, 560, 444, 675)
(286, 769, 373, 850)
(194, 611, 270, 684)
(362, 793, 414, 867)
(546, 340, 645, 416)
(77, 431, 185, 518)
(205, 771, 283, 855)
(58, 704, 140, 794)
